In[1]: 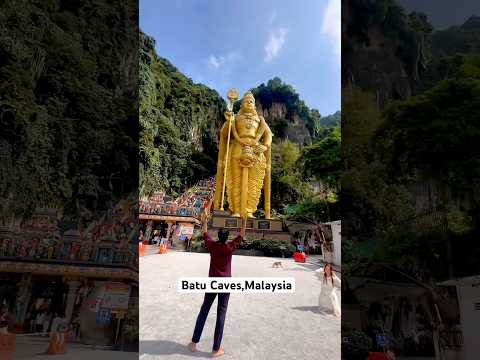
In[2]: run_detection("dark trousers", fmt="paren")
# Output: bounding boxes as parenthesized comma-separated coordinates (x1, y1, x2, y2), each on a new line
(192, 292, 230, 351)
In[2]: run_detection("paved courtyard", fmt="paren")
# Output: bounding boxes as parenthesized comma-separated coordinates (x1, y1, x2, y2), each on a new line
(140, 250, 341, 360)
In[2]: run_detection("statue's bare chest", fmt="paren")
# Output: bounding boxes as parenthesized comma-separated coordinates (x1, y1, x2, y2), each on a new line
(236, 114, 260, 137)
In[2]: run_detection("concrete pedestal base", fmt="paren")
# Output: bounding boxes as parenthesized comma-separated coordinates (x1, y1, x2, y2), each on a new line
(209, 213, 291, 241)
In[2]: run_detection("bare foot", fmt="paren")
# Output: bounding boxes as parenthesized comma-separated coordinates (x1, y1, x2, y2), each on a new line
(212, 347, 225, 357)
(188, 342, 197, 352)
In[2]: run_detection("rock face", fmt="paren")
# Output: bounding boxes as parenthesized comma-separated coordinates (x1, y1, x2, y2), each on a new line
(431, 15, 480, 57)
(256, 102, 313, 145)
(343, 27, 414, 104)
(249, 78, 323, 145)
(342, 0, 431, 105)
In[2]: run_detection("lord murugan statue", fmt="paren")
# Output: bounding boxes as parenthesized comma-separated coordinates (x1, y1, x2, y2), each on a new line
(213, 89, 273, 219)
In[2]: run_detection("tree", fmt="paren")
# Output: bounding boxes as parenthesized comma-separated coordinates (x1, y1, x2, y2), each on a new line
(301, 127, 341, 187)
(270, 141, 312, 212)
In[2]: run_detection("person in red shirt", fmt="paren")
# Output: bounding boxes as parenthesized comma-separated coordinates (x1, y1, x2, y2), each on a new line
(188, 214, 245, 357)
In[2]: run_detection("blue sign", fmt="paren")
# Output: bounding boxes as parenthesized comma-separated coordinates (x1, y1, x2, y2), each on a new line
(96, 309, 112, 325)
(376, 333, 388, 347)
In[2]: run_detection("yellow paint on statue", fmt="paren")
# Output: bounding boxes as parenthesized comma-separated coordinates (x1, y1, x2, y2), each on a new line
(214, 90, 273, 219)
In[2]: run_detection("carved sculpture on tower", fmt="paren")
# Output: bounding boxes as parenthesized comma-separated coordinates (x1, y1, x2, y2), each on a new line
(213, 89, 273, 219)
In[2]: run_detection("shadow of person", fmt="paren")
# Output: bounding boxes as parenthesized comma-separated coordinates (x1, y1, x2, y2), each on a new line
(140, 340, 211, 357)
(291, 306, 332, 316)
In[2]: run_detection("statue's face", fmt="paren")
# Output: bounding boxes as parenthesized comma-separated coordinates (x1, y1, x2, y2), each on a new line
(241, 94, 256, 112)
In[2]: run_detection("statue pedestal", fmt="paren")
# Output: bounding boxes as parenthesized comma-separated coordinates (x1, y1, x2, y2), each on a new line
(209, 212, 291, 241)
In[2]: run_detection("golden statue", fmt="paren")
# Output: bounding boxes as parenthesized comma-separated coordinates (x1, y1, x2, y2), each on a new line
(214, 90, 273, 219)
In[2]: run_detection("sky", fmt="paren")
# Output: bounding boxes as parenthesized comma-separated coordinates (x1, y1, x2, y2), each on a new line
(140, 0, 341, 116)
(397, 0, 480, 29)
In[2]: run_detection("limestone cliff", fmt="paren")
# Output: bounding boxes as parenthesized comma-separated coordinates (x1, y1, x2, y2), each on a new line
(342, 0, 432, 106)
(256, 101, 313, 145)
(249, 77, 325, 145)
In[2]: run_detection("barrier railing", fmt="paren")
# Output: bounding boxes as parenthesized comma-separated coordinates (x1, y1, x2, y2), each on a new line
(139, 204, 202, 219)
(440, 329, 463, 350)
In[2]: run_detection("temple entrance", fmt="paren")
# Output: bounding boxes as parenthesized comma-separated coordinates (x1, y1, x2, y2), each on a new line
(24, 277, 67, 333)
(0, 274, 19, 312)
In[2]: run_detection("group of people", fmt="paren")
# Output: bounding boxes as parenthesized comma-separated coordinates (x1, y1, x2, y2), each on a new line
(175, 188, 213, 210)
(0, 304, 68, 337)
(140, 178, 215, 221)
(151, 230, 170, 246)
(85, 202, 137, 246)
(175, 178, 215, 208)
(25, 311, 68, 335)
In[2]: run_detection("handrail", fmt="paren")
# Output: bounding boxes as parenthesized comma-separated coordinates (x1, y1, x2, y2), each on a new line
(139, 203, 204, 219)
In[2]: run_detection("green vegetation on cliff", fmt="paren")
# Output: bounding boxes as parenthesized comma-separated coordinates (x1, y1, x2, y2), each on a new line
(343, 6, 480, 278)
(139, 31, 226, 197)
(250, 77, 321, 142)
(0, 0, 138, 224)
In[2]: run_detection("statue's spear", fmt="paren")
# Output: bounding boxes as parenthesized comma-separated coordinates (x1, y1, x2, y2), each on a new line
(220, 88, 239, 211)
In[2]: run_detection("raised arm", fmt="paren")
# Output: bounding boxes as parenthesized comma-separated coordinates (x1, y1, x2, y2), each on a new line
(201, 211, 208, 234)
(233, 217, 247, 248)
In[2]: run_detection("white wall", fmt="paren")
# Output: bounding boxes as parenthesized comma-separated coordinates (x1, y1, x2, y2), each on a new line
(323, 220, 341, 267)
(456, 276, 480, 360)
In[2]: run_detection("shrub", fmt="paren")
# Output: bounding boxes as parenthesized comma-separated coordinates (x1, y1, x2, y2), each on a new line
(237, 235, 257, 250)
(254, 239, 295, 257)
(189, 235, 206, 252)
(342, 323, 372, 360)
(190, 234, 295, 257)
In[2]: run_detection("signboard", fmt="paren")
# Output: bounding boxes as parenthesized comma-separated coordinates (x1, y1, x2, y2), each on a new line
(225, 219, 238, 228)
(115, 311, 127, 319)
(376, 333, 388, 347)
(175, 224, 193, 236)
(96, 309, 112, 325)
(102, 283, 131, 310)
(180, 224, 194, 235)
(258, 221, 271, 230)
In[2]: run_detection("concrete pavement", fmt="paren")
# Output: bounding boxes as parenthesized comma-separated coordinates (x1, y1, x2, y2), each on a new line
(140, 251, 340, 360)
